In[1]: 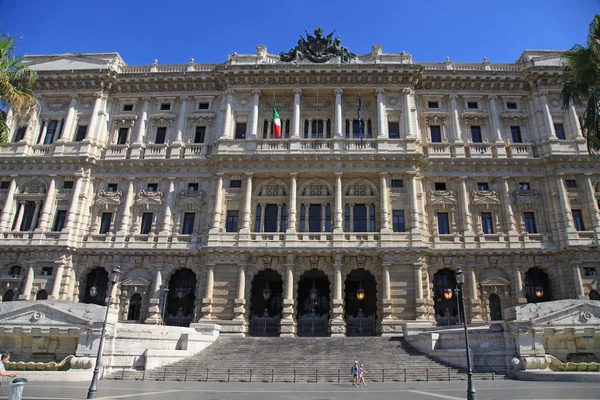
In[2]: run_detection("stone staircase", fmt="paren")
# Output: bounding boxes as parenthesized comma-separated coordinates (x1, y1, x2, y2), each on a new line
(108, 337, 510, 383)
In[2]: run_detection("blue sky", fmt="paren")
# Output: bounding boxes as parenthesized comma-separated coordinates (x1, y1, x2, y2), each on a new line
(1, 0, 598, 65)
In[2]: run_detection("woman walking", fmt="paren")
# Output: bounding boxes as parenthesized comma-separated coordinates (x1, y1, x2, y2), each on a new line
(357, 363, 367, 387)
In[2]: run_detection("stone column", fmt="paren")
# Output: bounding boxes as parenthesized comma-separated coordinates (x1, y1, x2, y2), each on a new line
(449, 95, 463, 143)
(501, 177, 518, 236)
(287, 173, 298, 235)
(160, 178, 176, 236)
(376, 88, 387, 138)
(292, 89, 302, 139)
(379, 173, 390, 233)
(408, 173, 422, 243)
(568, 100, 584, 139)
(20, 266, 34, 300)
(555, 174, 576, 234)
(173, 96, 189, 144)
(334, 173, 343, 234)
(240, 173, 253, 235)
(334, 89, 343, 139)
(117, 179, 135, 236)
(221, 90, 234, 139)
(458, 177, 474, 242)
(488, 95, 507, 157)
(468, 268, 483, 323)
(583, 174, 600, 232)
(381, 264, 393, 326)
(415, 265, 427, 320)
(330, 259, 345, 336)
(145, 270, 162, 324)
(403, 88, 415, 138)
(234, 266, 247, 321)
(59, 95, 79, 142)
(87, 93, 105, 141)
(51, 263, 65, 300)
(63, 177, 83, 233)
(29, 201, 42, 230)
(248, 89, 261, 140)
(280, 263, 296, 336)
(210, 174, 224, 231)
(37, 118, 48, 144)
(513, 266, 526, 305)
(36, 176, 57, 231)
(573, 265, 586, 299)
(201, 265, 215, 320)
(13, 201, 26, 231)
(0, 178, 17, 231)
(133, 97, 151, 145)
(539, 91, 557, 139)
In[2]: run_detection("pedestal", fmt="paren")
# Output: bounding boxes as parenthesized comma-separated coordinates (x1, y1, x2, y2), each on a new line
(329, 299, 345, 337)
(144, 298, 162, 324)
(280, 299, 296, 337)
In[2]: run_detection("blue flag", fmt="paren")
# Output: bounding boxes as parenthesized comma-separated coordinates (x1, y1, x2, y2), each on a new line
(357, 96, 363, 142)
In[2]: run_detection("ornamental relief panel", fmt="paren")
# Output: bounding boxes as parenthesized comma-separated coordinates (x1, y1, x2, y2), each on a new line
(428, 190, 457, 208)
(95, 190, 123, 211)
(470, 190, 500, 209)
(344, 98, 372, 111)
(21, 180, 46, 194)
(134, 190, 163, 211)
(513, 189, 543, 209)
(304, 98, 332, 113)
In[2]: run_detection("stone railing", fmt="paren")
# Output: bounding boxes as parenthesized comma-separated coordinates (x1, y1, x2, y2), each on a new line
(426, 142, 451, 157)
(466, 143, 493, 157)
(507, 143, 534, 158)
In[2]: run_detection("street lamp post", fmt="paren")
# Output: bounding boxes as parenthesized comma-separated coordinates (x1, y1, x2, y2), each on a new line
(455, 266, 476, 400)
(87, 266, 122, 399)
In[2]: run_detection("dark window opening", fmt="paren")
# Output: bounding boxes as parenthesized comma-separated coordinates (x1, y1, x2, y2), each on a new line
(467, 101, 478, 109)
(117, 127, 129, 145)
(391, 179, 404, 188)
(74, 125, 88, 142)
(146, 183, 158, 192)
(435, 182, 447, 191)
(523, 212, 537, 234)
(353, 204, 367, 232)
(554, 123, 566, 140)
(572, 209, 585, 231)
(471, 126, 482, 143)
(181, 212, 195, 234)
(226, 210, 239, 232)
(160, 103, 171, 111)
(187, 183, 199, 192)
(194, 126, 206, 143)
(477, 182, 489, 191)
(430, 125, 442, 143)
(14, 126, 26, 142)
(155, 127, 167, 144)
(198, 102, 209, 110)
(481, 212, 493, 234)
(235, 122, 247, 139)
(52, 210, 67, 232)
(388, 122, 400, 139)
(63, 181, 74, 189)
(428, 101, 439, 109)
(42, 267, 54, 277)
(519, 182, 531, 191)
(140, 213, 153, 234)
(107, 183, 118, 192)
(0, 181, 10, 189)
(123, 104, 134, 112)
(510, 126, 523, 143)
(437, 212, 450, 234)
(229, 180, 242, 189)
(565, 179, 577, 188)
(99, 212, 112, 234)
(393, 210, 405, 232)
(506, 102, 518, 110)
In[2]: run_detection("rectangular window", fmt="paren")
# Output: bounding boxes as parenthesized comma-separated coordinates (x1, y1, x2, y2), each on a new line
(146, 183, 158, 192)
(523, 212, 537, 234)
(430, 125, 442, 143)
(435, 182, 447, 191)
(519, 182, 531, 191)
(226, 210, 239, 232)
(325, 204, 331, 232)
(477, 182, 489, 191)
(280, 204, 287, 232)
(74, 125, 88, 142)
(572, 210, 585, 231)
(255, 204, 262, 232)
(437, 212, 450, 234)
(117, 127, 129, 145)
(229, 180, 242, 189)
(388, 122, 400, 139)
(314, 119, 326, 138)
(99, 212, 112, 234)
(506, 102, 518, 110)
(0, 181, 10, 189)
(584, 267, 597, 277)
(52, 210, 67, 232)
(470, 126, 482, 143)
(107, 183, 118, 192)
(187, 183, 199, 192)
(565, 179, 577, 188)
(309, 204, 322, 233)
(155, 127, 167, 144)
(369, 204, 376, 232)
(554, 123, 566, 140)
(481, 212, 493, 234)
(160, 103, 171, 111)
(263, 204, 278, 232)
(353, 204, 367, 232)
(235, 122, 247, 139)
(392, 210, 405, 232)
(391, 179, 404, 188)
(194, 126, 206, 143)
(19, 201, 36, 231)
(181, 212, 195, 234)
(42, 267, 54, 276)
(344, 204, 350, 232)
(467, 101, 478, 109)
(123, 104, 134, 112)
(14, 126, 26, 142)
(428, 101, 439, 109)
(44, 120, 59, 144)
(140, 213, 153, 234)
(63, 181, 74, 189)
(198, 102, 210, 110)
(510, 126, 523, 143)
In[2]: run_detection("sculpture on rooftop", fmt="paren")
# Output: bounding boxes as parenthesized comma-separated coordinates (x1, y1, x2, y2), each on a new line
(280, 27, 356, 64)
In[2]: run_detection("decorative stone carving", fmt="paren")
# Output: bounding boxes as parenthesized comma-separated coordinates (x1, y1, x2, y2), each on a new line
(177, 189, 206, 206)
(309, 255, 319, 268)
(46, 99, 67, 112)
(345, 98, 372, 111)
(263, 255, 272, 267)
(134, 190, 163, 211)
(513, 189, 542, 208)
(149, 114, 176, 127)
(470, 190, 500, 209)
(305, 98, 332, 112)
(95, 190, 123, 211)
(21, 180, 46, 194)
(428, 190, 457, 207)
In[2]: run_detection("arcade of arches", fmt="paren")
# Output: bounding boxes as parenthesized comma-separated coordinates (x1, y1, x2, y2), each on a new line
(2, 253, 598, 336)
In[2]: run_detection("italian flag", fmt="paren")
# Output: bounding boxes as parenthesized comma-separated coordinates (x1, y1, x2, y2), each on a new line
(273, 107, 282, 138)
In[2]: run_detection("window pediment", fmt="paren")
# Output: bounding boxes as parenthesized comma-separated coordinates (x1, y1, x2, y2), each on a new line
(428, 190, 457, 205)
(149, 114, 176, 127)
(95, 190, 123, 211)
(135, 190, 163, 210)
(177, 189, 206, 206)
(188, 113, 215, 127)
(470, 190, 500, 208)
(513, 189, 542, 205)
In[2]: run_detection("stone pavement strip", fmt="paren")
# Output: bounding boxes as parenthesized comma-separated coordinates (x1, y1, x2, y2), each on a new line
(1, 380, 599, 400)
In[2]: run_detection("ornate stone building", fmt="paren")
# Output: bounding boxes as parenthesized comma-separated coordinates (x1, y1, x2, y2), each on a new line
(1, 31, 599, 337)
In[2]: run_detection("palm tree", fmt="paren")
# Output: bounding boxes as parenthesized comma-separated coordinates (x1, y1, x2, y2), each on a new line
(561, 14, 600, 156)
(0, 34, 38, 144)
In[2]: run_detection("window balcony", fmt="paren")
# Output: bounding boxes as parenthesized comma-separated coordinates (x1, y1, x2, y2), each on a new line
(424, 142, 452, 157)
(518, 232, 554, 248)
(142, 144, 169, 159)
(465, 142, 494, 158)
(506, 142, 535, 158)
(105, 144, 131, 159)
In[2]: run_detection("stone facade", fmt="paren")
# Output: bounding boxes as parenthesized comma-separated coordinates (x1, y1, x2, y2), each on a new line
(0, 42, 599, 338)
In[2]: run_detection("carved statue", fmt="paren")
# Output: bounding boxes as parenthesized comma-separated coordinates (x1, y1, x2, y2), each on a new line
(280, 27, 356, 64)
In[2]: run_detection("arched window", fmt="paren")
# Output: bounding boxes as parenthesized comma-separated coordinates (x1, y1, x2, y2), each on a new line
(3, 290, 14, 302)
(489, 294, 502, 320)
(524, 267, 551, 303)
(589, 290, 600, 301)
(83, 268, 109, 306)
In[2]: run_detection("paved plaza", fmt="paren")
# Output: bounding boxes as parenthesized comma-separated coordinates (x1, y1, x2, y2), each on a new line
(0, 380, 599, 400)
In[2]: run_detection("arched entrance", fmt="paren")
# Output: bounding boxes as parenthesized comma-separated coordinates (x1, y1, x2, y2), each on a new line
(589, 290, 600, 300)
(524, 267, 551, 303)
(3, 290, 14, 302)
(344, 269, 377, 336)
(83, 267, 109, 306)
(128, 293, 142, 321)
(297, 269, 330, 337)
(165, 269, 197, 327)
(249, 269, 283, 337)
(36, 290, 48, 300)
(433, 268, 459, 326)
(489, 294, 502, 321)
